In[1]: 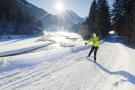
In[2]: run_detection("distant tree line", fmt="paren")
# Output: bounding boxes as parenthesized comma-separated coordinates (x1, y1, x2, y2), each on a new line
(0, 0, 43, 35)
(83, 0, 135, 44)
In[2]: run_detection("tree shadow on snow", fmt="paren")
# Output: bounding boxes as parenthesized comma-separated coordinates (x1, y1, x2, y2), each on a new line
(88, 59, 135, 85)
(103, 36, 124, 43)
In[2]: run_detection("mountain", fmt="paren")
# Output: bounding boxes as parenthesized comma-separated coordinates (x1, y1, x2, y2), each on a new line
(41, 10, 84, 31)
(62, 10, 84, 27)
(62, 10, 84, 29)
(16, 0, 49, 21)
(22, 1, 84, 31)
(0, 0, 84, 35)
(0, 0, 48, 35)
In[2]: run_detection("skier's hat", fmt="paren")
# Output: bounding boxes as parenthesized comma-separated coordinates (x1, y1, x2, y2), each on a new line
(93, 33, 96, 37)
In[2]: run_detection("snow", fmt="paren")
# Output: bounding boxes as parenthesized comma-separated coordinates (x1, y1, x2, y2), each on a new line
(0, 32, 135, 90)
(44, 31, 84, 47)
(109, 30, 116, 35)
(0, 36, 54, 57)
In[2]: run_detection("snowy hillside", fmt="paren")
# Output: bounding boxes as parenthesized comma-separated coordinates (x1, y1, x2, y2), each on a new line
(0, 0, 48, 35)
(0, 32, 135, 90)
(41, 10, 84, 31)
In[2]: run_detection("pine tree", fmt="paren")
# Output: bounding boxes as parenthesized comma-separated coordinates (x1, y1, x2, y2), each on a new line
(120, 0, 135, 44)
(97, 0, 111, 38)
(112, 0, 126, 35)
(0, 0, 43, 35)
(88, 0, 98, 34)
(112, 0, 135, 45)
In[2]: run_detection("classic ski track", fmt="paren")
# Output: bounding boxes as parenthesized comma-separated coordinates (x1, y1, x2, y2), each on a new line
(0, 55, 80, 90)
(0, 65, 38, 79)
(39, 44, 115, 90)
(43, 44, 113, 90)
(0, 46, 88, 90)
(16, 53, 88, 90)
(21, 58, 85, 89)
(14, 60, 76, 89)
(0, 43, 130, 90)
(42, 61, 79, 90)
(0, 63, 50, 87)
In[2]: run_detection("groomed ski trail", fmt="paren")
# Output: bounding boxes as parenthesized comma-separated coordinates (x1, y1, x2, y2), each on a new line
(0, 42, 135, 90)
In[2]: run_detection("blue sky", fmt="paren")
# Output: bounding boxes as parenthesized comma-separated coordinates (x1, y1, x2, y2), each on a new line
(26, 0, 114, 18)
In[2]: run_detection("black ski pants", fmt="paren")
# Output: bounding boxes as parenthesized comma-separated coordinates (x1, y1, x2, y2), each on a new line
(88, 46, 99, 61)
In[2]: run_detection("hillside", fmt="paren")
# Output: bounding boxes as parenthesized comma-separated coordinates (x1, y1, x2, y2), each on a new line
(0, 0, 48, 35)
(0, 0, 84, 34)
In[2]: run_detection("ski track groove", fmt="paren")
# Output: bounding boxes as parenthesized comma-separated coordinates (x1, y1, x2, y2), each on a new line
(14, 60, 76, 89)
(0, 63, 50, 87)
(0, 66, 36, 81)
(18, 51, 87, 89)
(43, 61, 80, 90)
(0, 61, 58, 90)
(0, 58, 77, 90)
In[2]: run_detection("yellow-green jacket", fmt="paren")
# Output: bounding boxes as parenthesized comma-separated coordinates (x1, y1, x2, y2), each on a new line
(86, 36, 101, 47)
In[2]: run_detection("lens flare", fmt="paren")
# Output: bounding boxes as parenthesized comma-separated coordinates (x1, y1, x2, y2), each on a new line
(55, 1, 65, 14)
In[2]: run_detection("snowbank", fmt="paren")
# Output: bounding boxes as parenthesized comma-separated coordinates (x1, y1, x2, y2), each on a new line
(0, 44, 90, 73)
(0, 37, 54, 57)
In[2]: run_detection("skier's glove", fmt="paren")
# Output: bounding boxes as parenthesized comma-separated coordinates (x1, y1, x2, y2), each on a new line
(85, 43, 88, 45)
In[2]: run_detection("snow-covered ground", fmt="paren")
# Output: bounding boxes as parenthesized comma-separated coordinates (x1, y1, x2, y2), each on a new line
(0, 32, 135, 90)
(0, 36, 54, 57)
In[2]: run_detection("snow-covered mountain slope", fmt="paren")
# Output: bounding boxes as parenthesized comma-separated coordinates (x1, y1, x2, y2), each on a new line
(0, 33, 135, 90)
(0, 0, 48, 35)
(41, 10, 84, 31)
(60, 10, 84, 28)
(0, 0, 84, 35)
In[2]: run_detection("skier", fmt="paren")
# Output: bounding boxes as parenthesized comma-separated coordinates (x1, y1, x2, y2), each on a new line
(85, 33, 101, 63)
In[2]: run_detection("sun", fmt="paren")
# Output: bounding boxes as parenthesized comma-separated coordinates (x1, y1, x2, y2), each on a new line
(55, 1, 65, 14)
